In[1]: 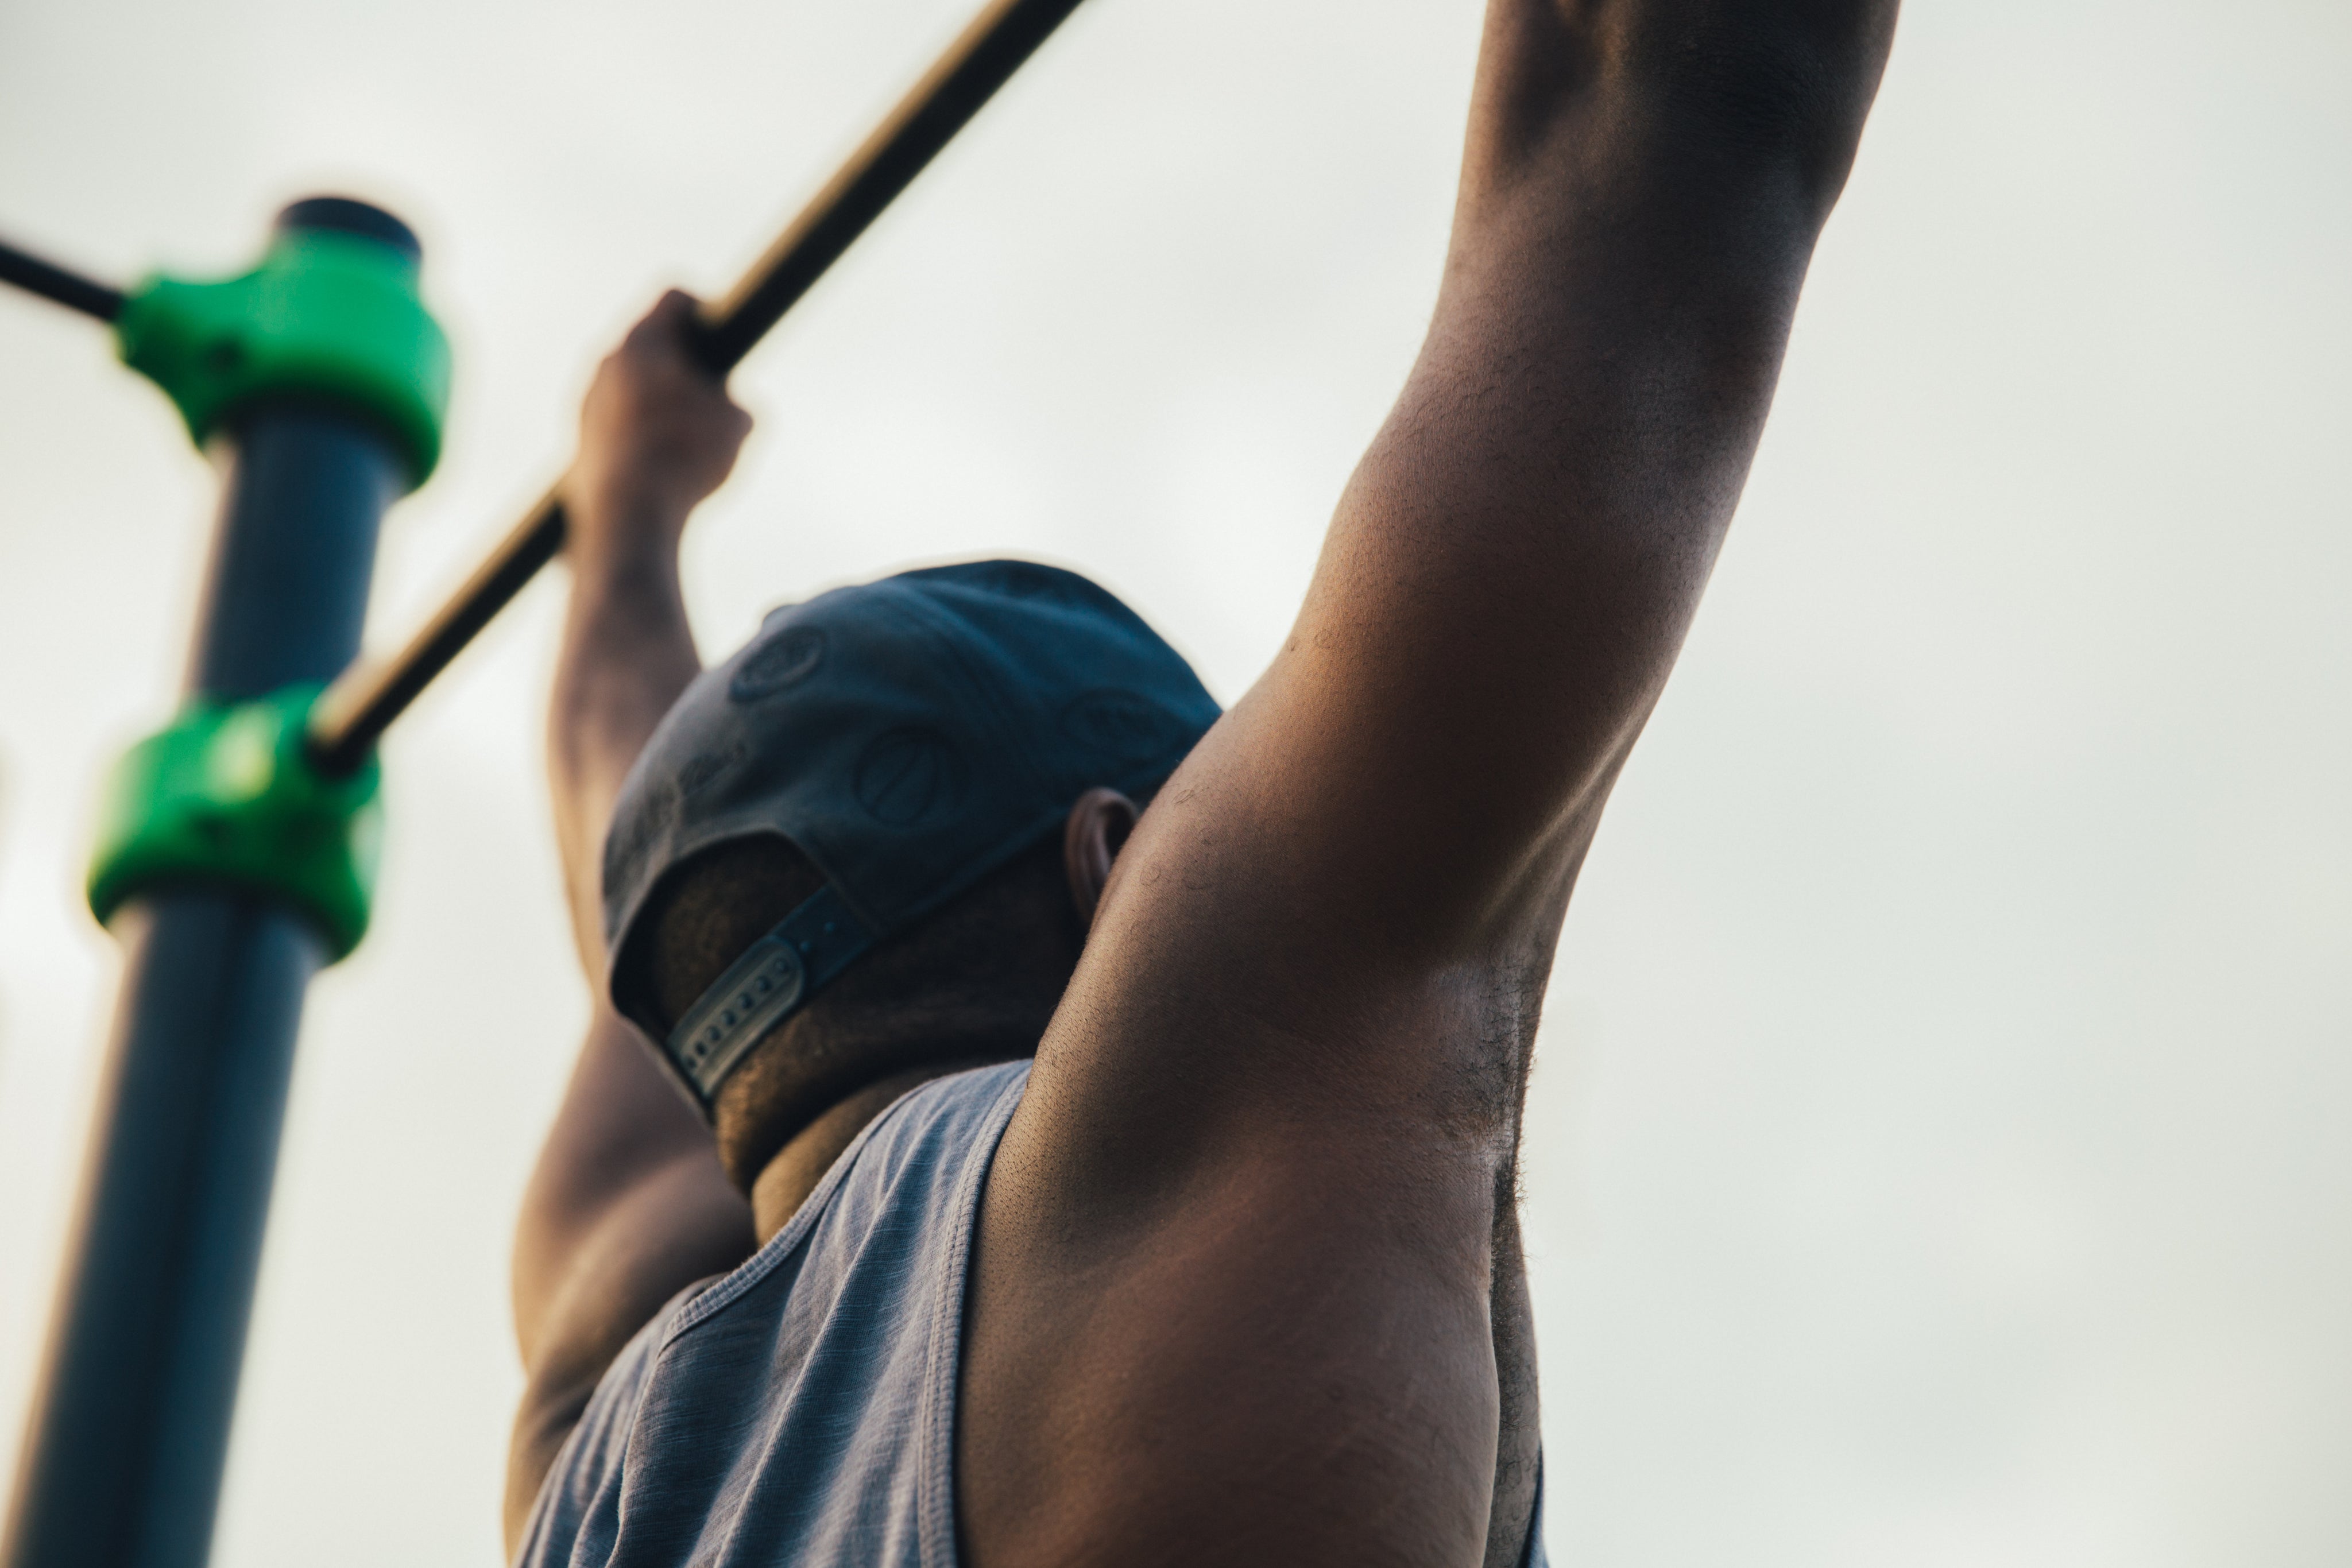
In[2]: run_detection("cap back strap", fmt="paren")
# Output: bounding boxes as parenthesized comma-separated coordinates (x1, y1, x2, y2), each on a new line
(663, 884, 874, 1111)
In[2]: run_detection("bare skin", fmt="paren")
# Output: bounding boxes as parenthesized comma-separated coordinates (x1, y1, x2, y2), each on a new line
(508, 2, 1899, 1562)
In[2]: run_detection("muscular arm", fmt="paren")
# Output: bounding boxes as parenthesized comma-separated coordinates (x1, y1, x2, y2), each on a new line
(504, 295, 756, 1551)
(965, 4, 1898, 1565)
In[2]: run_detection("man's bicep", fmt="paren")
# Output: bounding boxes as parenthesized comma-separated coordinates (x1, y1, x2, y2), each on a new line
(1011, 11, 1862, 1180)
(1073, 289, 1760, 1014)
(510, 1011, 748, 1356)
(504, 1152, 744, 1542)
(504, 1011, 753, 1549)
(1229, 0, 1886, 937)
(1251, 235, 1812, 932)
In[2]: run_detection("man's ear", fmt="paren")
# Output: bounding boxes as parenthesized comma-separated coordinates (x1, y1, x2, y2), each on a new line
(1062, 788, 1140, 929)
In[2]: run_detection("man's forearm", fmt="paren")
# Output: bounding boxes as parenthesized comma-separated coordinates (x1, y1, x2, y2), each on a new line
(541, 289, 752, 974)
(549, 510, 701, 973)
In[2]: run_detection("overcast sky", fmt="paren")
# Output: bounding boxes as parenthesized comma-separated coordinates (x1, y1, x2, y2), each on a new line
(2, 1, 2348, 1563)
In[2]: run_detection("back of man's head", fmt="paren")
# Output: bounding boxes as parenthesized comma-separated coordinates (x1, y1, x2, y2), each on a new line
(601, 559, 1220, 1139)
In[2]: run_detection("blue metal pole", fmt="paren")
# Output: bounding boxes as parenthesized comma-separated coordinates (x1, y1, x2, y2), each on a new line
(1, 200, 416, 1568)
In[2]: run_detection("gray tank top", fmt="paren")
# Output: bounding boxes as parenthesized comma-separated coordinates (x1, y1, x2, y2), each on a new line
(517, 1060, 1549, 1567)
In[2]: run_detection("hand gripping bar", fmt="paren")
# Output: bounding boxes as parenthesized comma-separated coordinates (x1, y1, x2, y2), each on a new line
(304, 0, 1090, 776)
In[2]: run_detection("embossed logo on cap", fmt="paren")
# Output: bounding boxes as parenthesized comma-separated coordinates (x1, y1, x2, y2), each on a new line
(980, 563, 1057, 599)
(730, 626, 827, 702)
(1060, 689, 1174, 763)
(854, 727, 969, 827)
(676, 741, 745, 799)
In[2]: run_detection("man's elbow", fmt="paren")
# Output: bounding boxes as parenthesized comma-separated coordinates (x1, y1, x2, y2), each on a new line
(1624, 1, 1901, 203)
(1477, 1, 1898, 210)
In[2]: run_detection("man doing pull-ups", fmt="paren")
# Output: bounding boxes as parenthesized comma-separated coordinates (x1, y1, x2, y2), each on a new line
(506, 2, 1898, 1563)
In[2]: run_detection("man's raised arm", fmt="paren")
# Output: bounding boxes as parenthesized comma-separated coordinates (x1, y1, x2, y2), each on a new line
(502, 295, 757, 1550)
(968, 3, 1898, 1564)
(1238, 0, 1901, 955)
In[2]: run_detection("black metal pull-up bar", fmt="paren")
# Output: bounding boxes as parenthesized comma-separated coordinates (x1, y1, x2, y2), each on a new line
(304, 0, 1089, 777)
(0, 239, 125, 323)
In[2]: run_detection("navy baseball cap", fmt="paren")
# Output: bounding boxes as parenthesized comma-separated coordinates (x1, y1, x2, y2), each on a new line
(602, 559, 1221, 1113)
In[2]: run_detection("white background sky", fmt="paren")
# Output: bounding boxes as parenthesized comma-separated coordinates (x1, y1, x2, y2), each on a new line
(1, 1, 2347, 1563)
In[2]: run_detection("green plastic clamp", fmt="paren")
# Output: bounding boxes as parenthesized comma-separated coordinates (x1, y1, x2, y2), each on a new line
(113, 229, 451, 487)
(88, 687, 384, 962)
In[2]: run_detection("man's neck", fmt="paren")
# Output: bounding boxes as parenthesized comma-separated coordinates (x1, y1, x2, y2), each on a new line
(746, 1058, 1012, 1241)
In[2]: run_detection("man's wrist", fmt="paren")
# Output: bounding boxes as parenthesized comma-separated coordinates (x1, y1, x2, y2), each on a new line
(566, 488, 691, 593)
(570, 536, 683, 599)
